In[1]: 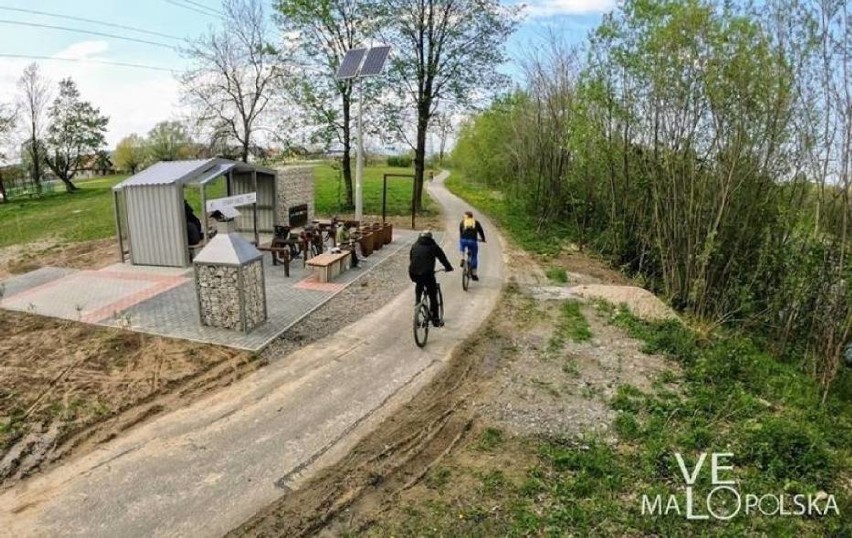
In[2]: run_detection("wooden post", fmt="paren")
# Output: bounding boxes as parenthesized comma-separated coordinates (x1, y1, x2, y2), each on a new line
(382, 174, 388, 224)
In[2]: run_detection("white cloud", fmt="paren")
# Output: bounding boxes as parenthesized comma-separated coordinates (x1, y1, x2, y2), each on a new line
(53, 41, 110, 60)
(0, 41, 183, 150)
(522, 0, 616, 17)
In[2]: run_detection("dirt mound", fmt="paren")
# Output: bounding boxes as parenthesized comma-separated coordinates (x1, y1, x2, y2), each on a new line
(571, 284, 678, 322)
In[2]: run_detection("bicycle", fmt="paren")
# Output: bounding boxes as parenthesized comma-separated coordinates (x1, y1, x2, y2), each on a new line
(413, 270, 445, 348)
(461, 240, 485, 291)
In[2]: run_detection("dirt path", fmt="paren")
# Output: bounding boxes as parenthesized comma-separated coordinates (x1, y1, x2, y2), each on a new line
(228, 221, 674, 536)
(0, 172, 506, 537)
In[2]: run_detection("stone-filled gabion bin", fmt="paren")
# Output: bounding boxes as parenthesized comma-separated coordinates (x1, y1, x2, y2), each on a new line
(193, 222, 267, 333)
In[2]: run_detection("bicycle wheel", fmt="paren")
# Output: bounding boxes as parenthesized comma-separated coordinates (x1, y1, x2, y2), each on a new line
(436, 284, 444, 321)
(413, 302, 430, 347)
(462, 255, 470, 291)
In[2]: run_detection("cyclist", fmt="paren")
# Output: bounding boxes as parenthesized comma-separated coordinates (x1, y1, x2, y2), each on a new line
(459, 211, 486, 281)
(409, 230, 454, 327)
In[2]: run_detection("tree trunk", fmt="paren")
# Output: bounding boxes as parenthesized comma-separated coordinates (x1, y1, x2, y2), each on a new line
(413, 114, 428, 211)
(341, 91, 354, 209)
(31, 135, 42, 194)
(60, 176, 78, 193)
(0, 170, 6, 203)
(241, 139, 249, 163)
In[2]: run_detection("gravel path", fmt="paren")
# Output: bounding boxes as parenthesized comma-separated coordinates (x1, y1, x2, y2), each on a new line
(262, 239, 413, 360)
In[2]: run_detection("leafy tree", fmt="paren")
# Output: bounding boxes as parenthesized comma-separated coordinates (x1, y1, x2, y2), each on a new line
(114, 133, 147, 174)
(44, 78, 109, 192)
(0, 104, 16, 202)
(92, 149, 112, 175)
(275, 0, 379, 209)
(17, 63, 50, 192)
(147, 121, 192, 162)
(181, 0, 285, 163)
(379, 0, 519, 209)
(430, 110, 454, 165)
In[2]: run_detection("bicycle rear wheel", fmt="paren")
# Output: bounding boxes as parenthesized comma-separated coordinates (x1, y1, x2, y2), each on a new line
(436, 284, 444, 321)
(413, 303, 430, 347)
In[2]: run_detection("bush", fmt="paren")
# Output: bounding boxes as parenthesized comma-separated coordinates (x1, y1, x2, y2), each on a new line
(387, 154, 413, 167)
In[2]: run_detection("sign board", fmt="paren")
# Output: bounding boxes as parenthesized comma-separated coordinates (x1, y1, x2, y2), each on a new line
(206, 192, 256, 213)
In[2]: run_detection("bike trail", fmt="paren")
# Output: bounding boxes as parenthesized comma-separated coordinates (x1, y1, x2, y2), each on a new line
(0, 171, 505, 537)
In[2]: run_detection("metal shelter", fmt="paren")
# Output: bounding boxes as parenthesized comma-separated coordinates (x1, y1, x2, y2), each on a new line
(113, 158, 277, 267)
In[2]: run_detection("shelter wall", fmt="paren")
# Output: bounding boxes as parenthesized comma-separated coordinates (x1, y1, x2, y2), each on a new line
(276, 166, 315, 226)
(125, 184, 188, 267)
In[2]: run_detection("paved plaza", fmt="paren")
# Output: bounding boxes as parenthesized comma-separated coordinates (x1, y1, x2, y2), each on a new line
(0, 230, 417, 351)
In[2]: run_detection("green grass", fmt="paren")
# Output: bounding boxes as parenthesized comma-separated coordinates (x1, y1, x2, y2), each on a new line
(375, 314, 851, 536)
(0, 175, 228, 249)
(548, 300, 593, 351)
(0, 176, 127, 247)
(545, 266, 568, 283)
(313, 163, 438, 217)
(445, 172, 573, 255)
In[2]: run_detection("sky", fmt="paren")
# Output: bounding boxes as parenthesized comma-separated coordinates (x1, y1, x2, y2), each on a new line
(0, 0, 616, 152)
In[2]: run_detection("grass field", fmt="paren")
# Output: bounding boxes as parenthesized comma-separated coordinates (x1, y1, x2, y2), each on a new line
(313, 163, 438, 217)
(0, 176, 126, 248)
(0, 165, 434, 250)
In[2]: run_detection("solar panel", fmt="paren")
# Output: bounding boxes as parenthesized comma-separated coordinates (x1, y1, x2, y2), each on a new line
(336, 48, 366, 79)
(360, 45, 391, 77)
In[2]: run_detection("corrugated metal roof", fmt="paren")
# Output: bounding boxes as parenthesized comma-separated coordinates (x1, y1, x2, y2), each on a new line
(114, 159, 216, 189)
(191, 162, 237, 186)
(192, 232, 263, 266)
(114, 159, 277, 190)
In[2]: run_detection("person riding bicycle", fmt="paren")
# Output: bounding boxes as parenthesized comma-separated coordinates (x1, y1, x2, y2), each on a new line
(409, 230, 453, 327)
(459, 211, 486, 281)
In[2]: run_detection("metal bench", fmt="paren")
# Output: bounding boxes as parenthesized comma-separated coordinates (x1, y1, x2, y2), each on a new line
(306, 251, 351, 283)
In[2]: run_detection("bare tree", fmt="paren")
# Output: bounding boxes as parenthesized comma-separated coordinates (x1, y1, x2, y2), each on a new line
(17, 63, 50, 192)
(0, 104, 16, 202)
(181, 0, 286, 163)
(380, 0, 519, 209)
(431, 110, 454, 165)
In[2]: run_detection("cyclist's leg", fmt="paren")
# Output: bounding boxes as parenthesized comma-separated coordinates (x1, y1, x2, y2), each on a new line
(415, 277, 425, 304)
(459, 238, 466, 267)
(425, 275, 441, 324)
(469, 240, 480, 279)
(469, 240, 479, 269)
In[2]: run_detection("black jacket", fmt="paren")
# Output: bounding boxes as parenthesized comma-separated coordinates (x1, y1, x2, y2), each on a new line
(409, 236, 453, 278)
(460, 219, 486, 242)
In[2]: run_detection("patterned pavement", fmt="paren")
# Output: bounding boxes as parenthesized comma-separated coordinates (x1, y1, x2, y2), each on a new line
(0, 231, 417, 351)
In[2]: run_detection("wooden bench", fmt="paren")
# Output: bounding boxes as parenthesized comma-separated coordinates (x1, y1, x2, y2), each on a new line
(306, 251, 351, 283)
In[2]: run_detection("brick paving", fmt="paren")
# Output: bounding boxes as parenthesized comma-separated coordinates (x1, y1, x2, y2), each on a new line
(0, 231, 418, 351)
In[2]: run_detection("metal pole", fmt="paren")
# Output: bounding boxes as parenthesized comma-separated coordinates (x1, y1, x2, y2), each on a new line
(113, 190, 124, 263)
(252, 170, 259, 246)
(200, 185, 208, 245)
(382, 174, 387, 224)
(355, 78, 364, 223)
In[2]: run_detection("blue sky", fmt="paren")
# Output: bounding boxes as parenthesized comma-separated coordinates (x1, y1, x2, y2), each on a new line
(0, 0, 613, 149)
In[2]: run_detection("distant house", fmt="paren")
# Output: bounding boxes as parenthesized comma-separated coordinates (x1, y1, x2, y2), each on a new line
(77, 151, 116, 179)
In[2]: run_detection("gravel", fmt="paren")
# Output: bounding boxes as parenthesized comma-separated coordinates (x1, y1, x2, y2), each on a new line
(262, 245, 412, 360)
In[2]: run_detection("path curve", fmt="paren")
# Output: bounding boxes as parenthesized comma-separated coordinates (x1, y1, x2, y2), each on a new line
(0, 171, 505, 538)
